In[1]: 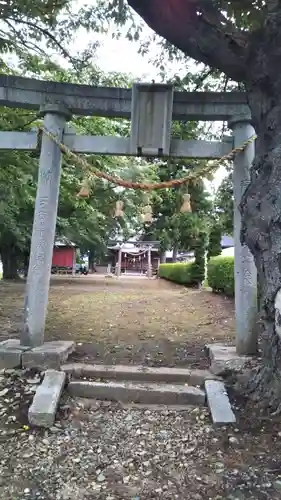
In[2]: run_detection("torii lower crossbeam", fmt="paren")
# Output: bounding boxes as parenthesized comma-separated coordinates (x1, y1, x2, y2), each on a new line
(0, 131, 232, 159)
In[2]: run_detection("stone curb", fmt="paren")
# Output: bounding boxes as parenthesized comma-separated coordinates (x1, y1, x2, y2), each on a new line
(28, 370, 66, 428)
(205, 379, 236, 425)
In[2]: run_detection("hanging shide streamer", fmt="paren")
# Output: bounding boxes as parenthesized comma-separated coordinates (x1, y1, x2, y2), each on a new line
(115, 200, 124, 217)
(180, 193, 192, 213)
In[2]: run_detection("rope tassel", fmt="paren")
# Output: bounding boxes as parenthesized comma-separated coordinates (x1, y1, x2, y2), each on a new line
(115, 200, 124, 217)
(77, 179, 90, 197)
(142, 204, 153, 223)
(180, 193, 192, 213)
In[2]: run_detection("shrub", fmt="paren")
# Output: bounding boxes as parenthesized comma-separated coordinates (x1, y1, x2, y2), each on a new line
(207, 223, 222, 260)
(208, 255, 234, 296)
(193, 230, 208, 284)
(159, 261, 203, 286)
(159, 262, 193, 285)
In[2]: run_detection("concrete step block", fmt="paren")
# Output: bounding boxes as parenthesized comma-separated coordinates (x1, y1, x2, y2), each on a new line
(28, 369, 66, 428)
(67, 380, 206, 406)
(61, 363, 218, 387)
(22, 341, 75, 370)
(205, 379, 236, 425)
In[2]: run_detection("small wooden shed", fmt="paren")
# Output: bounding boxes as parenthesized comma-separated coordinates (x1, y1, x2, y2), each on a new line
(52, 239, 77, 272)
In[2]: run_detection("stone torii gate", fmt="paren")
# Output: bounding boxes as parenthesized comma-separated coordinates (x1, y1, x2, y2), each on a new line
(0, 75, 256, 366)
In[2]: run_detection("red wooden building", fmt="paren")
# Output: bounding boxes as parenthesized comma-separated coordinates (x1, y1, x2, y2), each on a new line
(52, 239, 77, 272)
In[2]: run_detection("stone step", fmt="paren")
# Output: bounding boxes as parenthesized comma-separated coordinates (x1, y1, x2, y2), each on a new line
(61, 363, 218, 387)
(67, 380, 206, 406)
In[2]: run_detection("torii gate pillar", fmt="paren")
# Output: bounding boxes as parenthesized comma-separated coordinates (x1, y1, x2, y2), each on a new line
(229, 114, 258, 355)
(21, 104, 71, 347)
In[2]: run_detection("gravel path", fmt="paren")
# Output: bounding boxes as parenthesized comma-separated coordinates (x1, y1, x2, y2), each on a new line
(1, 371, 281, 499)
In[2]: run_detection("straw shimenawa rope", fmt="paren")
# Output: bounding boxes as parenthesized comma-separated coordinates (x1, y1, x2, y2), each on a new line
(40, 125, 256, 191)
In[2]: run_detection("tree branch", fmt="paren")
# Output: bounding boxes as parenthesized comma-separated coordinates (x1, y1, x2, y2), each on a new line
(5, 16, 72, 59)
(127, 0, 248, 82)
(2, 15, 84, 66)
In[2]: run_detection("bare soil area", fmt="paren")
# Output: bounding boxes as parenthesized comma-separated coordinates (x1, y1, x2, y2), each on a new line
(0, 275, 235, 368)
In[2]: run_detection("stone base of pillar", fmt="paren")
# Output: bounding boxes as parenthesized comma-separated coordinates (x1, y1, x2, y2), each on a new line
(22, 340, 75, 370)
(206, 343, 252, 376)
(0, 339, 75, 370)
(0, 339, 30, 369)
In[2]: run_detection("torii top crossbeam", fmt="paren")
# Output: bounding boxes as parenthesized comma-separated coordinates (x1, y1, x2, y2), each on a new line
(0, 75, 249, 121)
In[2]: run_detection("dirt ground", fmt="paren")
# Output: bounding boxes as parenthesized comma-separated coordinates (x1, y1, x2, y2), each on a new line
(0, 275, 235, 368)
(2, 276, 281, 499)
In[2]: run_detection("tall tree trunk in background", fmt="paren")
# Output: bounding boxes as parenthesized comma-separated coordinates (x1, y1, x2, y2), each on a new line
(160, 252, 166, 263)
(240, 20, 281, 407)
(172, 247, 178, 262)
(1, 244, 19, 280)
(88, 250, 95, 272)
(23, 251, 29, 278)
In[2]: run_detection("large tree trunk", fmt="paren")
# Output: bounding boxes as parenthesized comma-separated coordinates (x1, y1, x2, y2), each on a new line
(241, 22, 281, 407)
(1, 244, 19, 280)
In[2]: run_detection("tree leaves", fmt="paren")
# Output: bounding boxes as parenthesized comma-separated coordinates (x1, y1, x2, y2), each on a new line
(0, 0, 111, 67)
(214, 172, 233, 234)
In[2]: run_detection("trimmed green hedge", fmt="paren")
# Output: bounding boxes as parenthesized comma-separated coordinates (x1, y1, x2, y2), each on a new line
(159, 262, 197, 286)
(159, 256, 235, 296)
(207, 255, 234, 296)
